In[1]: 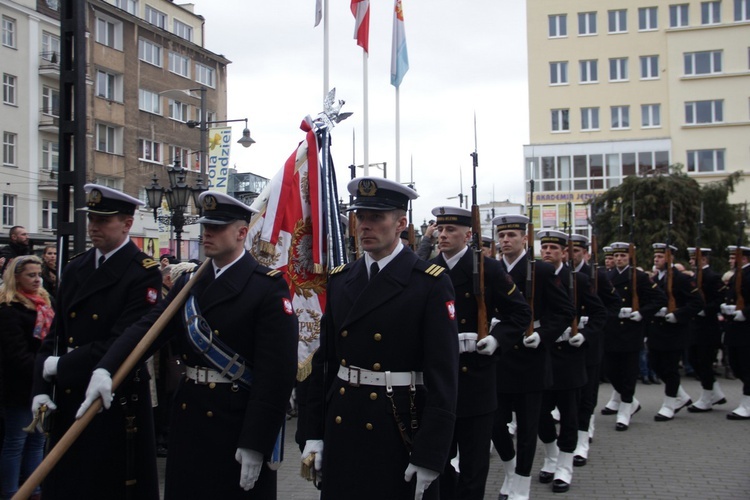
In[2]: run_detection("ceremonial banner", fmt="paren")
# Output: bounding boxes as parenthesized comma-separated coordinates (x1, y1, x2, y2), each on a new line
(207, 126, 231, 193)
(247, 117, 327, 381)
(351, 0, 370, 53)
(390, 0, 409, 87)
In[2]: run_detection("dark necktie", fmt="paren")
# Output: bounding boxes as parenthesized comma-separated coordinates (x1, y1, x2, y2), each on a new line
(370, 262, 379, 281)
(215, 268, 221, 278)
(98, 255, 106, 268)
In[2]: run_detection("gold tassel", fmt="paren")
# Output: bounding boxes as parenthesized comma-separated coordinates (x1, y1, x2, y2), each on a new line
(300, 453, 317, 481)
(297, 361, 313, 382)
(313, 263, 325, 275)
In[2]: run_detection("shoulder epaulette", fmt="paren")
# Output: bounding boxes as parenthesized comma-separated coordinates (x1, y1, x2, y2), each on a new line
(424, 263, 446, 278)
(68, 252, 85, 262)
(140, 257, 159, 269)
(330, 264, 347, 275)
(266, 269, 282, 277)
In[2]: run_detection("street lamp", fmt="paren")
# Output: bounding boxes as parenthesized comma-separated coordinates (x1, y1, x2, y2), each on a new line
(145, 160, 208, 262)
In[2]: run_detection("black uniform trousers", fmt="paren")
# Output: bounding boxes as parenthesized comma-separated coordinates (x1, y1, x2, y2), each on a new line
(728, 345, 750, 396)
(688, 345, 719, 390)
(603, 351, 639, 403)
(577, 363, 601, 432)
(648, 349, 683, 397)
(492, 391, 543, 477)
(539, 388, 580, 453)
(440, 411, 494, 500)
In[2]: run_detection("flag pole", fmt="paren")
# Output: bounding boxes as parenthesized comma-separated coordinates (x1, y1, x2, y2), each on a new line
(395, 85, 400, 183)
(363, 52, 369, 176)
(323, 0, 329, 98)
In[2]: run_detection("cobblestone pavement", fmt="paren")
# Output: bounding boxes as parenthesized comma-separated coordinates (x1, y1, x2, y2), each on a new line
(159, 375, 750, 499)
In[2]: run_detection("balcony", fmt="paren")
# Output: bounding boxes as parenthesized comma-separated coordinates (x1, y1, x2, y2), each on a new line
(39, 52, 60, 77)
(39, 109, 60, 132)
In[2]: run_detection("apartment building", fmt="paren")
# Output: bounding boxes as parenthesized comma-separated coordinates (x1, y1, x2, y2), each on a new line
(524, 0, 750, 237)
(1, 0, 230, 258)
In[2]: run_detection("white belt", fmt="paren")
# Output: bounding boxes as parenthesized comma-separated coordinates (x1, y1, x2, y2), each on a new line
(185, 366, 232, 384)
(338, 365, 423, 388)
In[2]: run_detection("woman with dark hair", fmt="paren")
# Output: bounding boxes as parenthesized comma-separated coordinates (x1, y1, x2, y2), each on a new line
(41, 245, 58, 298)
(0, 255, 54, 500)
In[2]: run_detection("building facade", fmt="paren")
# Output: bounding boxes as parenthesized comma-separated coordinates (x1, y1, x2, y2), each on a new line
(525, 0, 750, 238)
(1, 0, 230, 259)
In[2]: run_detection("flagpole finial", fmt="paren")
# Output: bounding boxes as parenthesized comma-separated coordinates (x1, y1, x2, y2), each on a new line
(315, 88, 353, 131)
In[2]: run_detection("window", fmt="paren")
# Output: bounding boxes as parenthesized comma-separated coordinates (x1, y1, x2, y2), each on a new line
(684, 50, 722, 75)
(611, 106, 630, 129)
(138, 139, 162, 163)
(145, 6, 167, 29)
(550, 61, 568, 85)
(3, 132, 17, 166)
(95, 177, 123, 190)
(579, 59, 598, 83)
(42, 140, 59, 171)
(95, 15, 122, 50)
(701, 1, 721, 24)
(642, 104, 661, 127)
(685, 100, 724, 124)
(551, 109, 570, 132)
(2, 195, 16, 226)
(139, 89, 161, 114)
(578, 12, 597, 35)
(640, 55, 659, 79)
(168, 99, 189, 122)
(168, 52, 190, 78)
(96, 70, 122, 101)
(687, 149, 725, 172)
(196, 109, 216, 125)
(639, 7, 658, 30)
(195, 64, 215, 87)
(3, 74, 16, 105)
(2, 16, 15, 48)
(548, 14, 567, 37)
(581, 107, 600, 130)
(115, 0, 138, 15)
(670, 4, 690, 27)
(737, 0, 750, 20)
(169, 146, 190, 170)
(609, 57, 629, 81)
(173, 19, 193, 42)
(96, 124, 121, 154)
(608, 9, 627, 33)
(42, 86, 60, 116)
(42, 32, 61, 62)
(42, 200, 57, 230)
(139, 39, 162, 67)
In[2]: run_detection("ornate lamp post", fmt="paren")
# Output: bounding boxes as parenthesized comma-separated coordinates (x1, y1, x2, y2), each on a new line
(145, 160, 208, 262)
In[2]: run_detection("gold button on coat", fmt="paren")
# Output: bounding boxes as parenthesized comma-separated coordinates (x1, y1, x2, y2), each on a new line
(461, 366, 468, 373)
(92, 314, 98, 320)
(366, 423, 373, 430)
(70, 312, 76, 318)
(369, 392, 377, 400)
(181, 403, 187, 410)
(341, 330, 348, 337)
(341, 359, 347, 366)
(465, 292, 471, 298)
(373, 363, 381, 371)
(68, 337, 74, 344)
(339, 387, 346, 395)
(209, 383, 216, 389)
(460, 319, 467, 324)
(335, 416, 342, 424)
(206, 411, 214, 418)
(373, 333, 382, 341)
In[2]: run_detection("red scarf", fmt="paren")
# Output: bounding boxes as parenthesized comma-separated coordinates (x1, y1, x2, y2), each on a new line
(20, 291, 55, 340)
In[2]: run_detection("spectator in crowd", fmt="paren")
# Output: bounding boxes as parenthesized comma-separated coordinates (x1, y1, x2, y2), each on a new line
(41, 245, 58, 298)
(0, 226, 33, 274)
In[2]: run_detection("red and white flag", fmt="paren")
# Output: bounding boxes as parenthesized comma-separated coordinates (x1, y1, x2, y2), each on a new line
(247, 117, 327, 381)
(351, 0, 370, 53)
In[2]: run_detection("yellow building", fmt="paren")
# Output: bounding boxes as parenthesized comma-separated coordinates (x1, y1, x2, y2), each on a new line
(524, 0, 750, 237)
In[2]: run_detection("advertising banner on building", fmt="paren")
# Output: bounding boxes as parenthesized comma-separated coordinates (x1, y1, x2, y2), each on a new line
(207, 126, 232, 193)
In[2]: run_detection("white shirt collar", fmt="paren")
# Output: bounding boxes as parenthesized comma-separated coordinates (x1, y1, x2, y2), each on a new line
(502, 253, 524, 273)
(365, 242, 404, 278)
(95, 237, 130, 268)
(443, 245, 469, 270)
(213, 251, 245, 278)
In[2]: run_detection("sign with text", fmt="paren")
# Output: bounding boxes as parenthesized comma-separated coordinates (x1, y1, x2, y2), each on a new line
(207, 127, 232, 193)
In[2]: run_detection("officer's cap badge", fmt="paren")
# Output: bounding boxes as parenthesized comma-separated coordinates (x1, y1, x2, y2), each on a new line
(203, 195, 218, 211)
(88, 189, 102, 207)
(358, 179, 378, 197)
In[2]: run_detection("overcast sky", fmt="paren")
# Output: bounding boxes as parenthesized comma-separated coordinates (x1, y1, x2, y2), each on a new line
(186, 0, 529, 224)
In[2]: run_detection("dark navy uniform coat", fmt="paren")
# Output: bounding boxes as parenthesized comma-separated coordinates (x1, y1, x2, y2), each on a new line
(689, 266, 726, 347)
(432, 249, 530, 417)
(605, 266, 666, 352)
(498, 256, 575, 393)
(648, 269, 704, 351)
(97, 252, 298, 500)
(33, 241, 162, 500)
(307, 247, 459, 500)
(723, 265, 750, 348)
(580, 262, 621, 366)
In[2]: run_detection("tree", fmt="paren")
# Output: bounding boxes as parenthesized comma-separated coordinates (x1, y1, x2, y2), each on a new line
(591, 166, 743, 273)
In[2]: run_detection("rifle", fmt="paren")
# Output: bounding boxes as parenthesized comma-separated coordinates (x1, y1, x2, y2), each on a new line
(629, 195, 640, 312)
(666, 201, 676, 313)
(348, 158, 359, 260)
(525, 179, 536, 337)
(490, 208, 497, 259)
(567, 203, 579, 336)
(588, 197, 599, 293)
(470, 114, 488, 341)
(407, 161, 416, 250)
(734, 204, 746, 310)
(695, 202, 704, 300)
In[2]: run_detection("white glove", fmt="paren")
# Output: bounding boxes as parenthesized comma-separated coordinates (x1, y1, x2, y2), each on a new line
(31, 394, 57, 432)
(457, 332, 478, 354)
(697, 310, 706, 317)
(557, 326, 572, 342)
(490, 317, 501, 331)
(579, 316, 589, 328)
(721, 303, 736, 316)
(43, 356, 60, 382)
(301, 439, 324, 475)
(477, 335, 498, 356)
(404, 463, 439, 500)
(655, 307, 667, 318)
(569, 333, 585, 347)
(523, 332, 541, 349)
(665, 312, 677, 324)
(735, 310, 746, 322)
(629, 311, 643, 322)
(75, 368, 113, 419)
(618, 307, 633, 319)
(235, 448, 263, 491)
